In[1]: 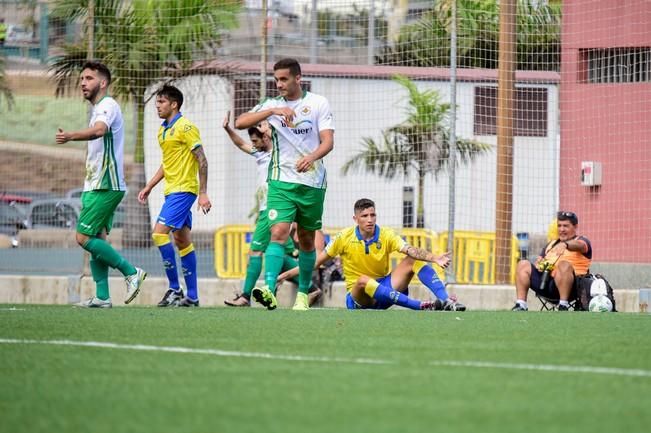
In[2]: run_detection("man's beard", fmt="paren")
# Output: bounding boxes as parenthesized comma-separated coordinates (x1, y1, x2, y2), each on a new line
(85, 85, 100, 102)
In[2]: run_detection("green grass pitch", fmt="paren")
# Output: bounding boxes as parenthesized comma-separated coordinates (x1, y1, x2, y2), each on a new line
(1, 305, 650, 433)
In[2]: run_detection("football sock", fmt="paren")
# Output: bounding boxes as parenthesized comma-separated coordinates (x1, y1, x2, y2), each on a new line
(179, 244, 198, 301)
(414, 262, 448, 301)
(373, 282, 422, 310)
(242, 255, 263, 297)
(264, 242, 285, 294)
(558, 300, 569, 307)
(152, 233, 180, 291)
(83, 237, 137, 277)
(281, 255, 300, 285)
(90, 255, 110, 300)
(298, 249, 316, 295)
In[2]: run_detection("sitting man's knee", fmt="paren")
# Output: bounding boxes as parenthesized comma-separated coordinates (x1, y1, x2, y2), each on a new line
(555, 260, 573, 274)
(354, 275, 371, 291)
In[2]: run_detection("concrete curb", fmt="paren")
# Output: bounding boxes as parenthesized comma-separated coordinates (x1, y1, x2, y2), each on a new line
(0, 275, 642, 312)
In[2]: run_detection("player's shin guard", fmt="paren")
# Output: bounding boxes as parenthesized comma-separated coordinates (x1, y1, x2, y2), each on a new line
(83, 237, 137, 277)
(298, 249, 316, 295)
(372, 281, 422, 310)
(264, 242, 285, 294)
(414, 262, 449, 301)
(152, 232, 180, 291)
(243, 255, 263, 297)
(90, 255, 110, 300)
(179, 244, 198, 301)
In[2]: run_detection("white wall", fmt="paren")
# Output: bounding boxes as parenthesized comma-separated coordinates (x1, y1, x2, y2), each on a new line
(144, 74, 559, 236)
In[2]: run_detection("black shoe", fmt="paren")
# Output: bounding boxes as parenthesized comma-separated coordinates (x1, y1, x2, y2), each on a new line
(158, 288, 184, 307)
(224, 293, 251, 307)
(511, 303, 528, 311)
(557, 303, 570, 311)
(178, 297, 199, 307)
(443, 299, 466, 311)
(433, 299, 467, 311)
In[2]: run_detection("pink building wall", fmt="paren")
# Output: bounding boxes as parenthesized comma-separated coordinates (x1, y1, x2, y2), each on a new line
(561, 1, 651, 263)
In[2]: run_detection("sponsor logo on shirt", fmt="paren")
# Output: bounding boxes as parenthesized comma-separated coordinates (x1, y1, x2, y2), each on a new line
(280, 119, 313, 135)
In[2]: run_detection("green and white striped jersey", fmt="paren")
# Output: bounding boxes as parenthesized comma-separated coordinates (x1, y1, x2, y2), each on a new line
(251, 90, 334, 189)
(84, 96, 126, 191)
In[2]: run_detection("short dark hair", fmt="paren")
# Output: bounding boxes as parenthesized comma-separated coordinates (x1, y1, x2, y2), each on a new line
(557, 211, 578, 225)
(354, 198, 375, 214)
(82, 61, 111, 84)
(156, 85, 184, 109)
(248, 127, 263, 139)
(274, 58, 301, 76)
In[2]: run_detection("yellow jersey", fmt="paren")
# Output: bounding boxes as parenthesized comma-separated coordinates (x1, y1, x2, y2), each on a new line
(325, 225, 407, 292)
(157, 114, 202, 196)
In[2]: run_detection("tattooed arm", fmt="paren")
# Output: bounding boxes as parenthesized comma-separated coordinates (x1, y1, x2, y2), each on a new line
(192, 146, 212, 214)
(400, 245, 451, 268)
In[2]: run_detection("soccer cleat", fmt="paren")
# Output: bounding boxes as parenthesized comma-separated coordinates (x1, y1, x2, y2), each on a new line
(76, 297, 112, 308)
(125, 267, 147, 304)
(557, 304, 570, 311)
(420, 300, 435, 310)
(251, 285, 277, 310)
(293, 292, 310, 311)
(177, 297, 200, 307)
(158, 288, 184, 307)
(511, 302, 528, 311)
(224, 293, 251, 307)
(307, 287, 323, 307)
(434, 299, 467, 311)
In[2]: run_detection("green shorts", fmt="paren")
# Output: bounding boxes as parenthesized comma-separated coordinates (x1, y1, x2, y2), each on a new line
(77, 190, 125, 236)
(251, 210, 296, 254)
(266, 180, 326, 231)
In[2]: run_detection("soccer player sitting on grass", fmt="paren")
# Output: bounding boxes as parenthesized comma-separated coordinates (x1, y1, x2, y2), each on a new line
(55, 61, 146, 308)
(279, 198, 466, 311)
(221, 112, 321, 307)
(138, 85, 212, 307)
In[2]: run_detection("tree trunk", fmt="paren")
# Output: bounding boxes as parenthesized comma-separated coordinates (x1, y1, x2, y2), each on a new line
(417, 168, 425, 228)
(123, 98, 152, 248)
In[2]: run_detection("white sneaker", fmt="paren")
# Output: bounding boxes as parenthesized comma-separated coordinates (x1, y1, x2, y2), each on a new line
(125, 267, 147, 304)
(77, 297, 112, 308)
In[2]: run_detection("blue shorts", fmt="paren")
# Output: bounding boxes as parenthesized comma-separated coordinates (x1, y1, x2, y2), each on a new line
(157, 192, 196, 231)
(345, 275, 407, 310)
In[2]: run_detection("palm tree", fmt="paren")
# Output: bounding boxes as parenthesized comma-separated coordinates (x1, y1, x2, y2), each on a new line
(50, 0, 240, 161)
(342, 75, 491, 228)
(49, 0, 240, 246)
(378, 0, 561, 71)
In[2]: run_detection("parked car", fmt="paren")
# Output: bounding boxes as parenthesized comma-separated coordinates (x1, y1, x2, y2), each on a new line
(24, 199, 81, 230)
(0, 201, 27, 246)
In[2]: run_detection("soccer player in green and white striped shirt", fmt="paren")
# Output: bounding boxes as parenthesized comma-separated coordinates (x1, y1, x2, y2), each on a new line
(56, 61, 146, 308)
(235, 58, 334, 311)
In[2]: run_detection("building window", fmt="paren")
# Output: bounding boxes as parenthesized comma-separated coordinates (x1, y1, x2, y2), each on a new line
(579, 47, 651, 84)
(402, 186, 414, 228)
(233, 79, 312, 118)
(474, 86, 548, 137)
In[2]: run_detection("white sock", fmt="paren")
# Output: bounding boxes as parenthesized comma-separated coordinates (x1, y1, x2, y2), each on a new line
(516, 300, 528, 308)
(558, 300, 569, 307)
